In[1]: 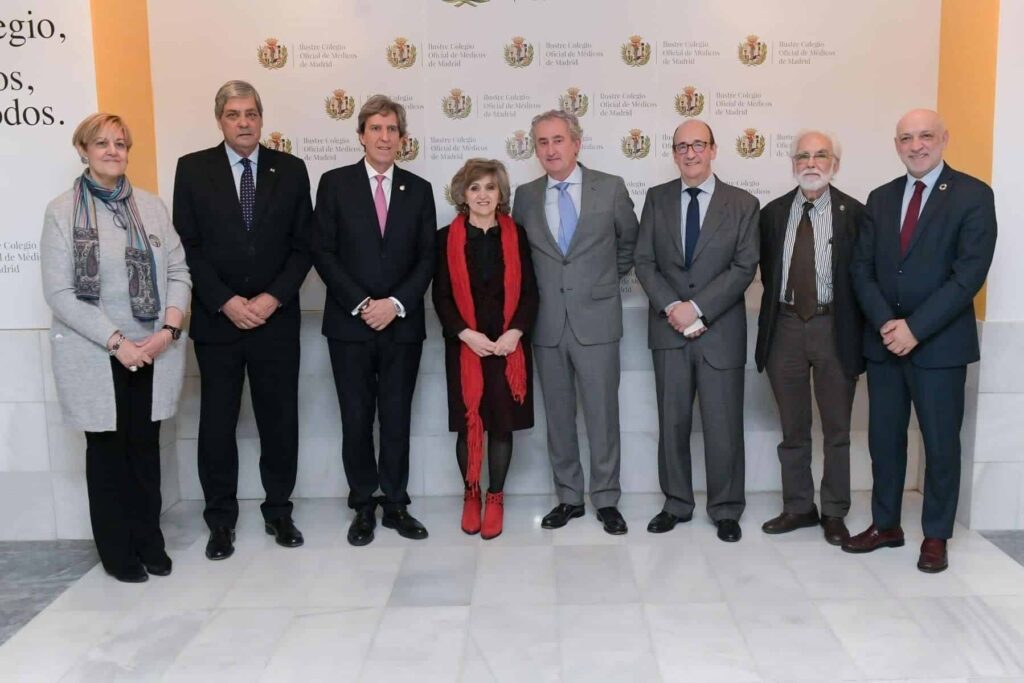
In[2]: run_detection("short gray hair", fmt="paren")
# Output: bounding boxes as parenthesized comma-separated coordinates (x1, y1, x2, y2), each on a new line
(789, 129, 842, 160)
(530, 109, 583, 143)
(215, 80, 264, 119)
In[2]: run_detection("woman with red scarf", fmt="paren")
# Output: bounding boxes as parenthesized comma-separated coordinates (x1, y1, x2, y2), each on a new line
(433, 159, 538, 539)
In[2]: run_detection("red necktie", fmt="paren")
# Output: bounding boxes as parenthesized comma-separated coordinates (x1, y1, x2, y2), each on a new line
(900, 180, 925, 255)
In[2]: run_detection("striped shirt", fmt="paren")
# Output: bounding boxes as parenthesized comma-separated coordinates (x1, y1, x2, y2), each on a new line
(779, 187, 833, 305)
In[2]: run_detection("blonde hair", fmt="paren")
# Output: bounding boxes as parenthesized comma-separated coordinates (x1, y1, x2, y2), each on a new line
(72, 113, 133, 154)
(450, 158, 512, 216)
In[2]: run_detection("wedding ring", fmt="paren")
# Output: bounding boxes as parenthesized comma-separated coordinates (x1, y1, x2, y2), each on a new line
(129, 365, 138, 372)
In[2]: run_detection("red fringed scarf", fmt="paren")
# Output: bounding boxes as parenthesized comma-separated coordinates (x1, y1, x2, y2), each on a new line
(447, 212, 528, 485)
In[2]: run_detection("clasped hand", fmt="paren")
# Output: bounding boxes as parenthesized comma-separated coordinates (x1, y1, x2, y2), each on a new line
(459, 328, 522, 357)
(222, 293, 280, 330)
(881, 319, 918, 356)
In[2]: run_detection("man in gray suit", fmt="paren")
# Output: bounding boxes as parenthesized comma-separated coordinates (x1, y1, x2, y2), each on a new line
(634, 120, 759, 542)
(511, 110, 639, 534)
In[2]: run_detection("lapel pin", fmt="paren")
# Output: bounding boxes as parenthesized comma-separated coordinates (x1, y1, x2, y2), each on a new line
(938, 183, 947, 191)
(399, 185, 406, 191)
(148, 235, 162, 247)
(839, 204, 846, 212)
(269, 168, 276, 173)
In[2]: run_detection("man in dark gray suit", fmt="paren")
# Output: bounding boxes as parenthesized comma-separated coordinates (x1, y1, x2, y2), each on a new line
(511, 110, 639, 534)
(634, 120, 759, 542)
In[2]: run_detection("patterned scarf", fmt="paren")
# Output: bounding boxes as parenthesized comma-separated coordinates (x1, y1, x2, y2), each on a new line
(447, 212, 527, 485)
(72, 171, 160, 321)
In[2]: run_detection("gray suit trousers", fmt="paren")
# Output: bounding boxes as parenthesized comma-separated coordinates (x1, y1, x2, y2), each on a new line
(533, 320, 622, 508)
(653, 343, 745, 521)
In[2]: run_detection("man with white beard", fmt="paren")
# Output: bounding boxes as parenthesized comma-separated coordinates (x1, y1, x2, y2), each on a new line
(753, 130, 866, 545)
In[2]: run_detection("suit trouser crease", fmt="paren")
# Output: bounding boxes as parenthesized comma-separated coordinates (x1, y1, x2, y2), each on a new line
(653, 343, 746, 521)
(765, 311, 855, 517)
(328, 337, 422, 510)
(533, 321, 621, 509)
(194, 333, 299, 529)
(85, 360, 163, 574)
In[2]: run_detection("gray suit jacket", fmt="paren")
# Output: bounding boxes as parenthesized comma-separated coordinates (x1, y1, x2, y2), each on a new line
(511, 166, 639, 347)
(634, 175, 759, 368)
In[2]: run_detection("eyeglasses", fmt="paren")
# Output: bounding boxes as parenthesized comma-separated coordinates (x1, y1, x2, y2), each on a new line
(673, 140, 709, 155)
(792, 151, 834, 163)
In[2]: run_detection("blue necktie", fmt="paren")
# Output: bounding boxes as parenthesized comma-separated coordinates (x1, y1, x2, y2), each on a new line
(684, 186, 701, 269)
(555, 181, 578, 254)
(240, 157, 255, 230)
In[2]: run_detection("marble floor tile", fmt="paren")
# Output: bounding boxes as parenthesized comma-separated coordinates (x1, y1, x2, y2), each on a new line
(359, 605, 469, 682)
(388, 545, 478, 607)
(472, 545, 556, 606)
(466, 604, 559, 683)
(0, 609, 122, 682)
(645, 602, 760, 683)
(304, 547, 405, 608)
(560, 603, 661, 682)
(775, 540, 891, 600)
(703, 542, 807, 604)
(628, 543, 723, 603)
(259, 607, 382, 682)
(554, 545, 640, 604)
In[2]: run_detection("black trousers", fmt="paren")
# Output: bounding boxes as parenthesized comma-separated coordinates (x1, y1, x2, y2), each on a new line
(85, 359, 163, 574)
(866, 357, 967, 539)
(328, 337, 422, 510)
(194, 330, 299, 529)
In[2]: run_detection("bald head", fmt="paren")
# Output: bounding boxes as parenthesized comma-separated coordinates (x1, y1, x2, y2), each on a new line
(895, 108, 948, 178)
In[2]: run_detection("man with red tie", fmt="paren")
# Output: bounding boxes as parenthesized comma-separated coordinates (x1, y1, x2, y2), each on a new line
(846, 109, 996, 572)
(312, 95, 437, 546)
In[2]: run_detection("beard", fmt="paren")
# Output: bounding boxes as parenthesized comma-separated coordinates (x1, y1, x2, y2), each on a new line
(794, 167, 833, 193)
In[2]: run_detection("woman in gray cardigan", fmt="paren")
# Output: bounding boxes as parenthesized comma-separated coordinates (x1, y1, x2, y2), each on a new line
(41, 113, 191, 583)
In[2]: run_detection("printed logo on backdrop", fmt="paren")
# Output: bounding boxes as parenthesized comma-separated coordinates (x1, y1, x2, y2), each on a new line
(442, 88, 472, 119)
(262, 132, 293, 154)
(675, 86, 705, 117)
(505, 130, 534, 160)
(621, 36, 651, 67)
(443, 0, 490, 6)
(324, 90, 355, 120)
(504, 36, 534, 68)
(558, 87, 589, 117)
(735, 128, 766, 158)
(397, 136, 420, 162)
(387, 37, 417, 68)
(443, 185, 457, 206)
(257, 38, 288, 69)
(621, 129, 651, 159)
(738, 35, 768, 66)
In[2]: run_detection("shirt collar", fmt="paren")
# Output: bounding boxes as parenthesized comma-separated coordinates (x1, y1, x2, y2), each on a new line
(365, 159, 395, 182)
(225, 142, 258, 168)
(794, 185, 832, 214)
(682, 173, 716, 197)
(906, 160, 944, 190)
(547, 163, 583, 189)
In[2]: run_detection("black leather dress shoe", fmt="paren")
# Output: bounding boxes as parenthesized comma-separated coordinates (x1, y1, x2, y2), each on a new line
(205, 527, 235, 561)
(265, 517, 305, 548)
(107, 564, 149, 583)
(382, 506, 428, 540)
(761, 509, 820, 535)
(716, 519, 742, 543)
(596, 506, 628, 535)
(647, 510, 690, 533)
(541, 503, 585, 529)
(821, 516, 850, 546)
(141, 551, 173, 576)
(348, 506, 377, 547)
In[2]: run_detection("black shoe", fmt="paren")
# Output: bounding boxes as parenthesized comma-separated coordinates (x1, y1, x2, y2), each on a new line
(382, 506, 428, 540)
(716, 519, 742, 543)
(821, 516, 850, 546)
(647, 510, 690, 534)
(541, 503, 585, 529)
(761, 509, 820, 535)
(141, 551, 172, 576)
(596, 506, 628, 535)
(265, 517, 305, 548)
(347, 505, 377, 547)
(205, 527, 235, 561)
(106, 564, 149, 583)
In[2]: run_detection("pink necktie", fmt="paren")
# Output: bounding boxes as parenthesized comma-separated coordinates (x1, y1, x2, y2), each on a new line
(374, 174, 388, 235)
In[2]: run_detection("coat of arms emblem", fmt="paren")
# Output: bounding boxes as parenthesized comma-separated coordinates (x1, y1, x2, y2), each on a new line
(443, 184, 457, 207)
(504, 36, 534, 68)
(738, 35, 768, 66)
(442, 88, 472, 119)
(558, 87, 589, 117)
(324, 89, 355, 120)
(621, 35, 651, 67)
(257, 38, 287, 69)
(674, 86, 705, 117)
(443, 0, 490, 6)
(505, 130, 534, 160)
(262, 132, 293, 154)
(735, 128, 766, 158)
(621, 128, 651, 159)
(397, 137, 420, 162)
(386, 37, 417, 68)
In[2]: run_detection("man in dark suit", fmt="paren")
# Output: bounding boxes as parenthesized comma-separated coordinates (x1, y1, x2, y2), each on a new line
(312, 95, 436, 546)
(846, 109, 996, 572)
(173, 80, 312, 560)
(755, 130, 864, 546)
(634, 120, 759, 542)
(511, 110, 638, 535)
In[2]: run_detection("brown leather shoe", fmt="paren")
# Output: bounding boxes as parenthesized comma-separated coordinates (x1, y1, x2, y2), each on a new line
(821, 516, 850, 546)
(761, 509, 820, 535)
(841, 524, 904, 553)
(917, 538, 948, 573)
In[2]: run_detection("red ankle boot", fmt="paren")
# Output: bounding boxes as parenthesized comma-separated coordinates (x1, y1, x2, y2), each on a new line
(461, 484, 481, 535)
(481, 491, 504, 540)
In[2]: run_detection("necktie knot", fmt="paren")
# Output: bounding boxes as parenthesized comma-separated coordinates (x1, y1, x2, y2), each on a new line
(241, 157, 251, 169)
(914, 180, 926, 192)
(685, 187, 701, 199)
(555, 181, 570, 193)
(803, 201, 814, 214)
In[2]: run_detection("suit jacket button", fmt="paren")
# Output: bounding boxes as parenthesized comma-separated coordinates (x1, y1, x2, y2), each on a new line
(563, 259, 570, 265)
(689, 284, 695, 289)
(898, 269, 903, 275)
(248, 246, 256, 257)
(559, 287, 564, 293)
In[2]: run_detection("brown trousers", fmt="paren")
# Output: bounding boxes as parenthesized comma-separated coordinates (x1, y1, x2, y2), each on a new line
(765, 309, 856, 517)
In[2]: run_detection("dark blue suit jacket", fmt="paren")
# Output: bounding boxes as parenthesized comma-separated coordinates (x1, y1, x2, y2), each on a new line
(851, 163, 996, 368)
